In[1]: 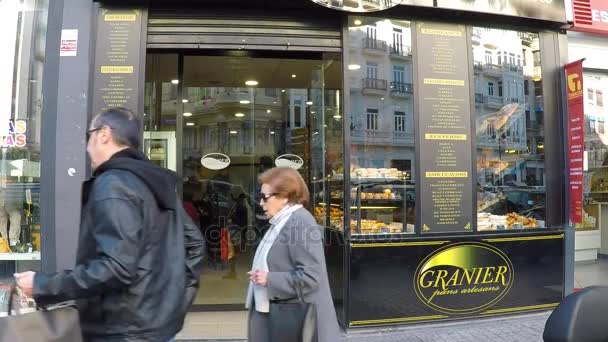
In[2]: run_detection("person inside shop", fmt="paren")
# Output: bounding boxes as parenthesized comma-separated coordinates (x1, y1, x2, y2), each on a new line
(247, 167, 340, 341)
(222, 185, 251, 279)
(201, 179, 225, 269)
(14, 107, 205, 342)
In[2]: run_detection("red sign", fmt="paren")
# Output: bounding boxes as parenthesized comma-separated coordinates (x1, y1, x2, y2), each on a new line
(572, 0, 608, 35)
(565, 60, 585, 224)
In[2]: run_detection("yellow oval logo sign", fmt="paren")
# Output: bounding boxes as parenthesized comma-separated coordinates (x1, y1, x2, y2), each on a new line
(414, 242, 514, 314)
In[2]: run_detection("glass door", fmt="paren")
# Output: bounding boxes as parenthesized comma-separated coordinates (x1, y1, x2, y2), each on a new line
(145, 52, 343, 309)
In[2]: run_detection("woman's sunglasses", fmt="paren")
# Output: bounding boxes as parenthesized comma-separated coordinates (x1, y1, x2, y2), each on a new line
(257, 193, 276, 203)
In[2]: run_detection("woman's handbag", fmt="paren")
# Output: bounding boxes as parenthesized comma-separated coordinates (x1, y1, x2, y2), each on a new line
(0, 285, 82, 342)
(268, 275, 318, 342)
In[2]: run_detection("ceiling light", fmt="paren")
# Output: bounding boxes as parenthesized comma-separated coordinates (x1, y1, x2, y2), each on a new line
(273, 101, 277, 104)
(182, 99, 189, 103)
(171, 79, 179, 85)
(270, 131, 275, 135)
(186, 122, 195, 126)
(245, 80, 258, 86)
(281, 89, 286, 93)
(183, 112, 193, 117)
(334, 114, 342, 119)
(348, 64, 361, 70)
(240, 100, 251, 104)
(354, 19, 362, 26)
(230, 130, 238, 134)
(306, 101, 313, 105)
(311, 111, 317, 114)
(291, 74, 297, 78)
(235, 113, 245, 117)
(266, 109, 271, 113)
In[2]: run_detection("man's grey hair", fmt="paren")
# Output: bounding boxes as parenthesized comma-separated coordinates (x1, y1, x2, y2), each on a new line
(92, 107, 141, 149)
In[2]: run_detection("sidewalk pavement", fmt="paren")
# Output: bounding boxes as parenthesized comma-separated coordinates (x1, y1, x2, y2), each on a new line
(343, 311, 550, 342)
(178, 310, 551, 342)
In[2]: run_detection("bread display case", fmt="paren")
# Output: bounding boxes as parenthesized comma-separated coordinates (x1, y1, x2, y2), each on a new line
(477, 186, 546, 231)
(316, 168, 414, 235)
(349, 177, 414, 235)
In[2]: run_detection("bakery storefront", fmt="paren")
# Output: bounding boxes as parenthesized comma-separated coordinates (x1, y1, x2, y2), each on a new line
(568, 0, 608, 267)
(46, 0, 570, 332)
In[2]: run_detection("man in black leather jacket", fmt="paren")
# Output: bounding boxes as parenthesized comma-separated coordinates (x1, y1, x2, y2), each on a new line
(15, 107, 205, 342)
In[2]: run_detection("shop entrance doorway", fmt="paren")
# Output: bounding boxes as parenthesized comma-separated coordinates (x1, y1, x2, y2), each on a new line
(143, 51, 342, 310)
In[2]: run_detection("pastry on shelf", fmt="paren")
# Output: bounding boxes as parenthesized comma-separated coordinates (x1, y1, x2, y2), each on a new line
(506, 212, 537, 228)
(387, 222, 403, 232)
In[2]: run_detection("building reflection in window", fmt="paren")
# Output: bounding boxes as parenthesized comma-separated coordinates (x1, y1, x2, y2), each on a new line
(474, 29, 546, 231)
(346, 17, 415, 235)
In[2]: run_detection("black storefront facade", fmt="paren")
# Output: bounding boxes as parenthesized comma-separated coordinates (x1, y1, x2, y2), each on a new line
(16, 0, 574, 333)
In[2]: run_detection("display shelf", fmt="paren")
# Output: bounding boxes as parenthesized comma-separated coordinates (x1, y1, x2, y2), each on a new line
(331, 198, 403, 203)
(349, 179, 410, 235)
(358, 199, 403, 204)
(0, 252, 41, 261)
(351, 177, 407, 184)
(331, 174, 409, 183)
(350, 206, 400, 210)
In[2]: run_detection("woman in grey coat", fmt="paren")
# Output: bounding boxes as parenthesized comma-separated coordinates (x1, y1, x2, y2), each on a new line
(246, 167, 340, 342)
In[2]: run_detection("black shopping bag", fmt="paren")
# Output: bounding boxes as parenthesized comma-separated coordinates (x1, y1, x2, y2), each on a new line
(0, 285, 82, 342)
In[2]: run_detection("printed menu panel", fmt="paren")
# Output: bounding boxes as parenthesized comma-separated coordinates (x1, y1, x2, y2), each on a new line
(416, 22, 473, 233)
(92, 8, 146, 116)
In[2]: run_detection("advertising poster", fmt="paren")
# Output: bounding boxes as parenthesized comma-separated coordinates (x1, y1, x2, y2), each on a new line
(565, 60, 585, 224)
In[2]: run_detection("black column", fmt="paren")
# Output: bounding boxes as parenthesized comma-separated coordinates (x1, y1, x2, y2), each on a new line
(40, 0, 97, 272)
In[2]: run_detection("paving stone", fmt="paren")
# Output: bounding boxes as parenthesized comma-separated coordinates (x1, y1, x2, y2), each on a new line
(177, 311, 550, 341)
(342, 311, 550, 342)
